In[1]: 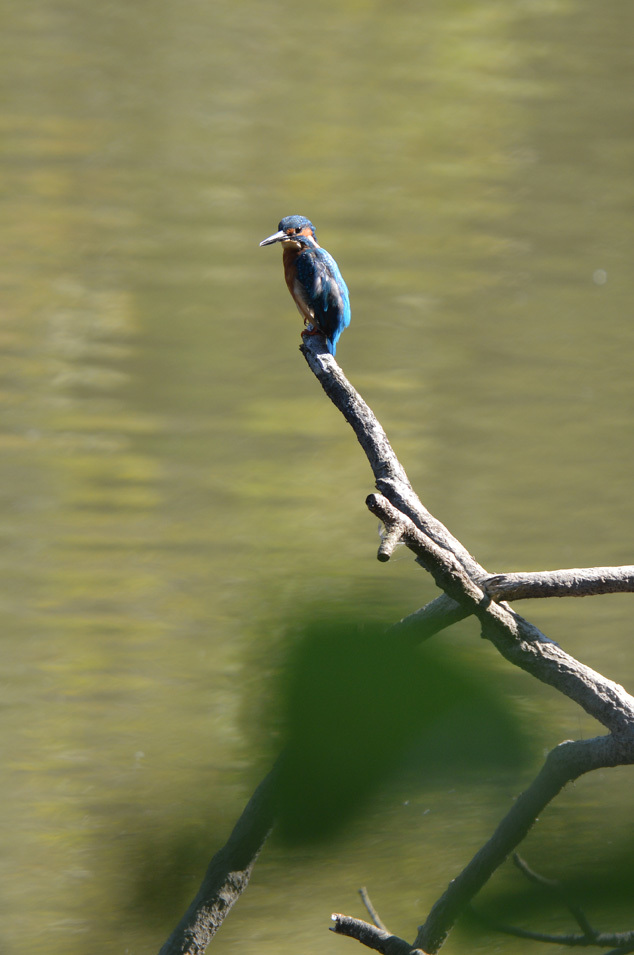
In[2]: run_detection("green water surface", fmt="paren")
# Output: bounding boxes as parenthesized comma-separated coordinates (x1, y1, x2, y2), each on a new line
(1, 1, 633, 952)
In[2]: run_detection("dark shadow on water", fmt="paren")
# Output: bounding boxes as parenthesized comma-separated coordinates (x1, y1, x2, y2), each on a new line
(269, 611, 534, 844)
(121, 606, 631, 944)
(462, 835, 634, 940)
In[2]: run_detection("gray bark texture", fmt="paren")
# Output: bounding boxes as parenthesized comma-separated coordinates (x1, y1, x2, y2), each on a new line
(157, 335, 634, 955)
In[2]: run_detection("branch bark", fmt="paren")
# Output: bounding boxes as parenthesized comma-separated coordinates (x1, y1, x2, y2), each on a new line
(297, 337, 634, 951)
(415, 736, 627, 953)
(485, 566, 634, 601)
(331, 914, 424, 955)
(157, 337, 634, 955)
(366, 493, 634, 738)
(157, 764, 279, 955)
(299, 341, 486, 582)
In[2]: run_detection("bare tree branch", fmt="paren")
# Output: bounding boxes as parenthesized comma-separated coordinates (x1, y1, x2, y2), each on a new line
(330, 914, 423, 955)
(477, 856, 634, 953)
(471, 861, 634, 953)
(485, 567, 634, 602)
(470, 909, 634, 950)
(394, 594, 470, 641)
(299, 340, 486, 582)
(367, 493, 634, 738)
(157, 764, 279, 955)
(414, 736, 629, 953)
(359, 887, 389, 932)
(158, 338, 634, 955)
(513, 854, 597, 939)
(298, 337, 634, 951)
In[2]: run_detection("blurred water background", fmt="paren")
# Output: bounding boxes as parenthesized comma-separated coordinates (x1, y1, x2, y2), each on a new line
(1, 1, 633, 952)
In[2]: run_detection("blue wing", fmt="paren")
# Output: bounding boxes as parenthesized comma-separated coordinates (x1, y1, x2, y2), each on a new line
(295, 248, 351, 355)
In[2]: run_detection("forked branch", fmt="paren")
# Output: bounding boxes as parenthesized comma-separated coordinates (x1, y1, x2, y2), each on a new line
(157, 337, 634, 955)
(469, 855, 634, 952)
(414, 736, 627, 953)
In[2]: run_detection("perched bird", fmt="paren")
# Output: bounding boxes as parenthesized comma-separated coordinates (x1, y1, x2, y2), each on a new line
(260, 215, 351, 356)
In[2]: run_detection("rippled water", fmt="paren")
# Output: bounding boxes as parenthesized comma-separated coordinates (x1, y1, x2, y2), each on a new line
(2, 1, 633, 952)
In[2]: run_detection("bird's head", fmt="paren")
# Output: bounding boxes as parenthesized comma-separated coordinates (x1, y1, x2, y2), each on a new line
(259, 215, 318, 249)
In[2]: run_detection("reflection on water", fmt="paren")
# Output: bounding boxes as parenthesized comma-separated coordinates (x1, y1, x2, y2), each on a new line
(2, 1, 633, 952)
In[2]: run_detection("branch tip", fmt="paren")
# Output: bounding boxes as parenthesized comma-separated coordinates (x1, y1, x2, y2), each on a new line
(367, 494, 408, 562)
(484, 566, 634, 602)
(359, 886, 389, 932)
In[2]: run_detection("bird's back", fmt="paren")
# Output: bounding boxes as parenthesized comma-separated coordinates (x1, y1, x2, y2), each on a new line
(294, 247, 350, 355)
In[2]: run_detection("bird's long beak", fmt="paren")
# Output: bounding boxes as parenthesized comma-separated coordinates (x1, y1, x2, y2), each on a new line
(259, 229, 287, 247)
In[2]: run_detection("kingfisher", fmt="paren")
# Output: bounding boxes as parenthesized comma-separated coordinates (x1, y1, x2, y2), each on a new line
(260, 215, 351, 356)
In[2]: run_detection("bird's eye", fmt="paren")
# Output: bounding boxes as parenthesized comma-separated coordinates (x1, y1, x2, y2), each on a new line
(294, 227, 302, 234)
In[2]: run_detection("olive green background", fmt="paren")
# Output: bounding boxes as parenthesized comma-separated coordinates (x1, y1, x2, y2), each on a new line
(2, 1, 633, 952)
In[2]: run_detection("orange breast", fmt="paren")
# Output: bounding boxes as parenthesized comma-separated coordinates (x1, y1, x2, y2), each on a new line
(282, 247, 313, 322)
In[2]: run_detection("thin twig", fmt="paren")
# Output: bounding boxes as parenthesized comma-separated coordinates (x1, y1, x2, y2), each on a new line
(513, 854, 597, 939)
(469, 906, 634, 949)
(358, 887, 389, 933)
